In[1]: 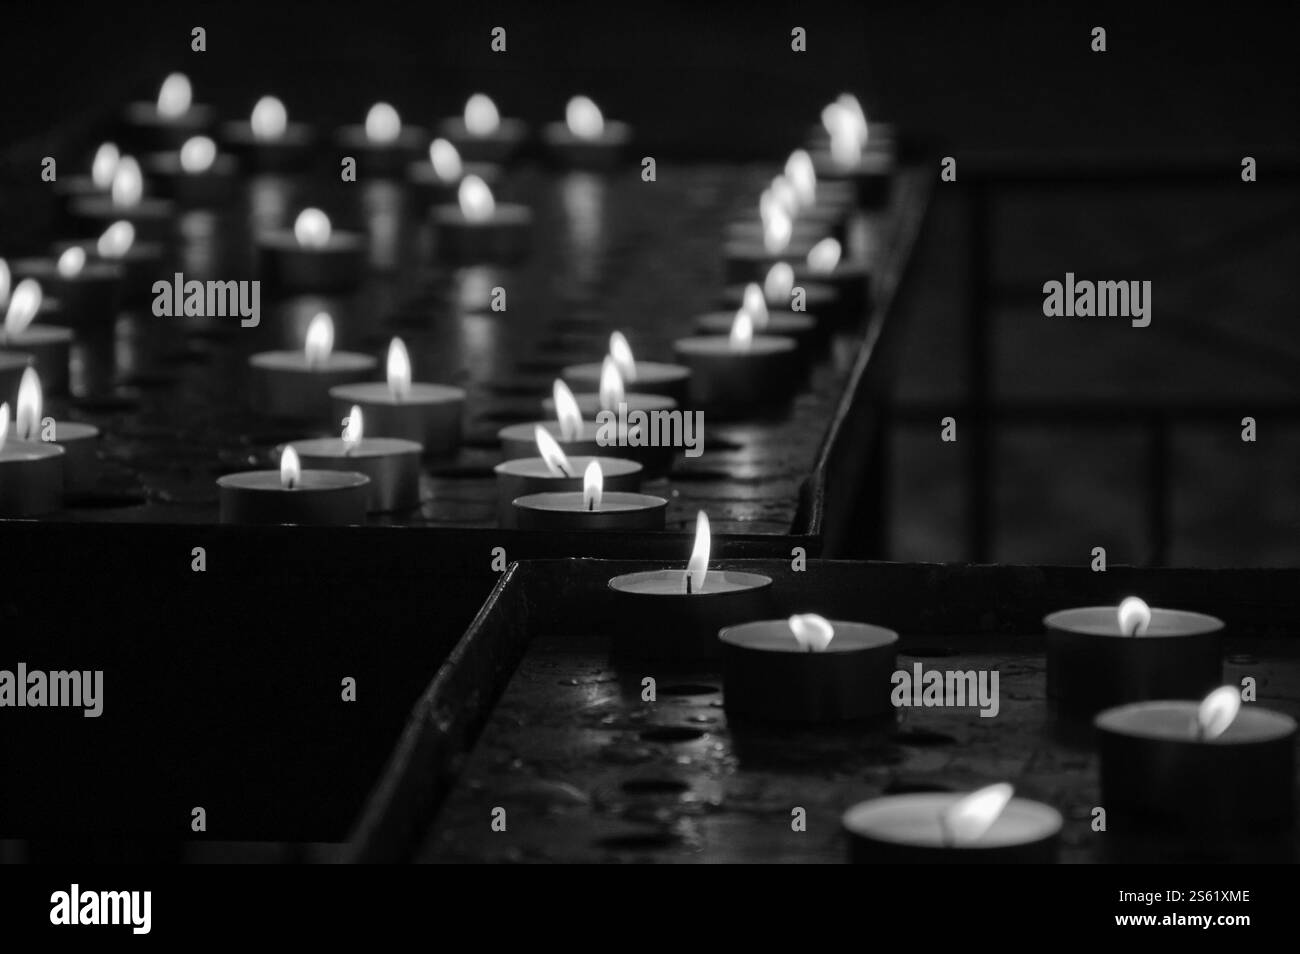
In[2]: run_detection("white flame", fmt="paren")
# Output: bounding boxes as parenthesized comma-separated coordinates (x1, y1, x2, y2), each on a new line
(156, 73, 192, 119)
(609, 331, 637, 383)
(342, 405, 364, 450)
(365, 102, 402, 144)
(56, 246, 86, 279)
(729, 309, 754, 351)
(387, 337, 412, 401)
(111, 157, 143, 208)
(15, 367, 41, 441)
(598, 356, 625, 411)
(788, 613, 835, 652)
(179, 136, 217, 174)
(1117, 596, 1151, 637)
(583, 460, 603, 511)
(784, 150, 817, 208)
(762, 204, 792, 254)
(0, 259, 8, 307)
(293, 208, 332, 248)
(1196, 686, 1242, 741)
(97, 221, 135, 259)
(837, 93, 870, 143)
(534, 425, 573, 477)
(429, 138, 463, 181)
(280, 445, 301, 489)
(941, 783, 1014, 846)
(0, 404, 7, 453)
(303, 312, 334, 368)
(4, 279, 43, 336)
(807, 237, 842, 274)
(251, 96, 288, 140)
(552, 379, 583, 441)
(685, 511, 711, 594)
(457, 175, 495, 223)
(764, 262, 795, 302)
(91, 142, 120, 190)
(742, 282, 770, 330)
(770, 176, 799, 217)
(464, 93, 501, 136)
(566, 95, 605, 139)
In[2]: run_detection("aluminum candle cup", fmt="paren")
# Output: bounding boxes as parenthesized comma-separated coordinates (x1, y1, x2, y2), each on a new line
(811, 150, 895, 208)
(672, 335, 801, 414)
(429, 203, 532, 263)
(541, 120, 632, 170)
(290, 437, 422, 513)
(512, 491, 667, 531)
(719, 280, 837, 318)
(437, 117, 528, 165)
(123, 101, 214, 151)
(144, 151, 240, 206)
(494, 456, 642, 528)
(217, 469, 369, 525)
(719, 620, 898, 724)
(257, 229, 366, 291)
(723, 236, 821, 284)
(694, 310, 819, 350)
(48, 421, 100, 494)
(328, 383, 465, 457)
(66, 195, 174, 243)
(334, 124, 426, 177)
(1096, 701, 1296, 832)
(842, 793, 1063, 864)
(498, 421, 604, 460)
(9, 257, 122, 330)
(606, 570, 774, 662)
(562, 360, 691, 405)
(0, 326, 73, 396)
(0, 440, 64, 517)
(1044, 607, 1223, 716)
(248, 351, 377, 420)
(793, 260, 872, 317)
(221, 121, 316, 172)
(407, 161, 501, 204)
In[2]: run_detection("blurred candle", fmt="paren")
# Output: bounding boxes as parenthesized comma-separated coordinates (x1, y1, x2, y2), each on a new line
(542, 95, 632, 170)
(221, 95, 316, 171)
(335, 102, 425, 176)
(248, 312, 377, 419)
(257, 207, 366, 291)
(0, 279, 72, 395)
(429, 175, 532, 263)
(438, 93, 527, 164)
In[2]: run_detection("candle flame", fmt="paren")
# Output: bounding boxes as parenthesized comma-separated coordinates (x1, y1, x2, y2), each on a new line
(784, 149, 817, 208)
(179, 136, 217, 174)
(280, 445, 301, 490)
(111, 157, 143, 208)
(15, 367, 41, 441)
(429, 138, 463, 181)
(0, 259, 8, 307)
(534, 425, 573, 477)
(4, 279, 42, 336)
(1197, 686, 1242, 741)
(156, 73, 192, 119)
(56, 246, 86, 279)
(685, 510, 711, 594)
(457, 175, 495, 222)
(303, 312, 334, 368)
(770, 176, 799, 217)
(762, 203, 792, 254)
(97, 221, 135, 259)
(806, 237, 842, 274)
(598, 356, 625, 411)
(365, 102, 402, 144)
(251, 96, 288, 140)
(552, 379, 583, 441)
(1117, 596, 1151, 637)
(0, 404, 7, 453)
(789, 613, 835, 652)
(764, 262, 795, 302)
(583, 460, 603, 511)
(342, 404, 364, 449)
(293, 208, 332, 248)
(837, 93, 870, 142)
(387, 337, 412, 401)
(729, 309, 754, 351)
(609, 331, 637, 382)
(822, 98, 867, 168)
(742, 282, 770, 330)
(566, 95, 605, 139)
(91, 142, 120, 191)
(464, 93, 501, 137)
(941, 783, 1014, 846)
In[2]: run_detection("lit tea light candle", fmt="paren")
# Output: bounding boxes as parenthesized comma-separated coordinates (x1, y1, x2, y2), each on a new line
(723, 201, 820, 284)
(11, 368, 99, 493)
(562, 331, 692, 404)
(673, 309, 800, 415)
(328, 337, 466, 457)
(438, 93, 528, 164)
(290, 405, 421, 513)
(842, 783, 1063, 864)
(221, 95, 316, 171)
(53, 221, 164, 305)
(257, 207, 366, 291)
(1096, 686, 1297, 832)
(0, 401, 65, 517)
(335, 102, 425, 176)
(1045, 596, 1224, 716)
(123, 72, 213, 150)
(542, 95, 632, 169)
(67, 156, 174, 241)
(493, 426, 642, 528)
(513, 460, 667, 531)
(784, 148, 858, 217)
(718, 262, 837, 321)
(792, 237, 871, 316)
(498, 380, 605, 459)
(144, 135, 238, 205)
(726, 177, 843, 245)
(695, 282, 818, 347)
(429, 175, 532, 263)
(542, 356, 678, 417)
(810, 98, 895, 208)
(806, 95, 896, 157)
(0, 279, 72, 395)
(248, 312, 377, 419)
(720, 613, 899, 724)
(407, 137, 501, 202)
(607, 511, 775, 661)
(54, 142, 123, 201)
(7, 247, 122, 331)
(217, 445, 369, 525)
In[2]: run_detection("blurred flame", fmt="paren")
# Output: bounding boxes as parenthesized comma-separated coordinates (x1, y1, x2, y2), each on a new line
(942, 783, 1014, 846)
(387, 337, 412, 400)
(280, 445, 301, 489)
(566, 95, 605, 139)
(1117, 596, 1151, 637)
(365, 102, 402, 144)
(552, 380, 583, 441)
(685, 511, 711, 594)
(583, 460, 603, 511)
(111, 157, 143, 208)
(91, 142, 120, 190)
(764, 262, 795, 302)
(293, 208, 332, 248)
(179, 136, 217, 174)
(57, 247, 86, 279)
(742, 282, 770, 330)
(0, 259, 8, 307)
(837, 93, 870, 142)
(156, 73, 192, 119)
(457, 175, 495, 222)
(1197, 686, 1242, 741)
(429, 138, 463, 181)
(598, 356, 625, 411)
(0, 404, 7, 452)
(788, 613, 835, 652)
(729, 309, 754, 351)
(15, 367, 41, 441)
(807, 237, 842, 274)
(342, 404, 364, 449)
(4, 279, 43, 336)
(251, 96, 288, 140)
(785, 149, 817, 207)
(464, 93, 500, 136)
(609, 331, 637, 382)
(770, 176, 799, 217)
(97, 221, 135, 259)
(534, 425, 573, 477)
(303, 312, 334, 368)
(762, 204, 792, 254)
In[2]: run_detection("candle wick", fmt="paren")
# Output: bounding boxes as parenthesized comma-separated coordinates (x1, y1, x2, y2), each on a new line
(559, 462, 574, 478)
(685, 573, 693, 595)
